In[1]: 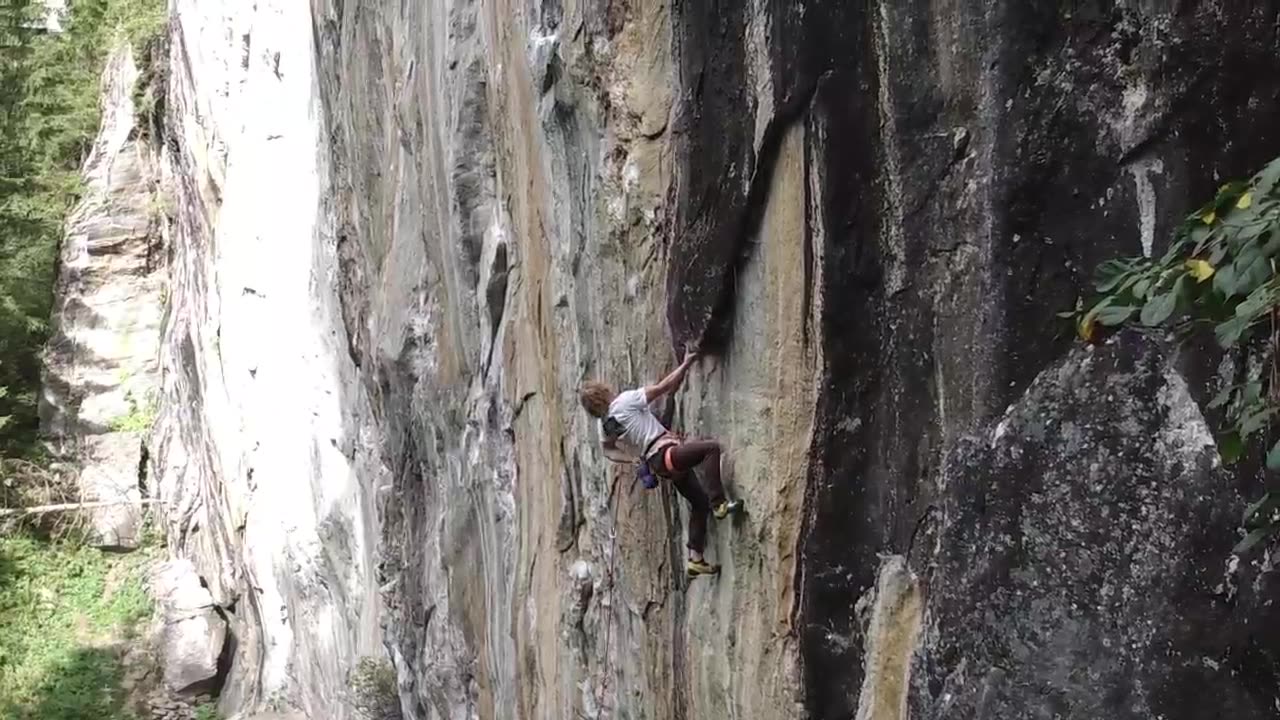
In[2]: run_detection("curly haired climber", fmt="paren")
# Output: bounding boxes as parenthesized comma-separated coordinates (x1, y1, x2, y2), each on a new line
(579, 348, 743, 577)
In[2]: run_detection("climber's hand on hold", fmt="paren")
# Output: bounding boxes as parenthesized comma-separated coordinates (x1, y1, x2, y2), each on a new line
(644, 343, 701, 401)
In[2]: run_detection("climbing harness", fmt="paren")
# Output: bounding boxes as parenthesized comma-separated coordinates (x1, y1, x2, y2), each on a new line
(601, 416, 668, 491)
(637, 461, 658, 490)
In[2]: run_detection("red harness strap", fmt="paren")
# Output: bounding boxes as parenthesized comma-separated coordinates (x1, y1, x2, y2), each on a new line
(646, 433, 681, 476)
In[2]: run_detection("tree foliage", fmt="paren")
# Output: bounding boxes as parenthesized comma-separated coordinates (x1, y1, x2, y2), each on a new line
(350, 657, 403, 720)
(1068, 155, 1280, 556)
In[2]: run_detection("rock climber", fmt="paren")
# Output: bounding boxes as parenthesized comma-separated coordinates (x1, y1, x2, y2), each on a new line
(578, 348, 743, 577)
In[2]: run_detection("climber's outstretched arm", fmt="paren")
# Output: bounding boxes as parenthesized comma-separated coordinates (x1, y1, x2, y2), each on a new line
(643, 348, 700, 401)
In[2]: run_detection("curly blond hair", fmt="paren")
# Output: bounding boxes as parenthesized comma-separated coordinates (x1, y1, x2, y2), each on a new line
(578, 381, 615, 418)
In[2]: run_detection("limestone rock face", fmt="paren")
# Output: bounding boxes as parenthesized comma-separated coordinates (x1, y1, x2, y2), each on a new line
(135, 1, 1280, 719)
(40, 41, 165, 550)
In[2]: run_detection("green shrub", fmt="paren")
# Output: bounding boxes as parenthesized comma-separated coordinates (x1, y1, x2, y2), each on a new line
(350, 656, 403, 720)
(194, 701, 223, 720)
(1068, 155, 1280, 556)
(108, 390, 157, 434)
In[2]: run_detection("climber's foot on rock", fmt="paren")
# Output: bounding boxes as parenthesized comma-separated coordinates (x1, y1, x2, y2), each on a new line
(687, 558, 719, 577)
(713, 499, 743, 520)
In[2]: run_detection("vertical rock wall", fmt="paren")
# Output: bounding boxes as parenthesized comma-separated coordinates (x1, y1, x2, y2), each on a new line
(152, 2, 382, 715)
(41, 41, 165, 550)
(781, 5, 1280, 716)
(137, 0, 1280, 718)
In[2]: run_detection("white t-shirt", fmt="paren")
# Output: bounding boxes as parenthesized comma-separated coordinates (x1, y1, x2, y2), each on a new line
(608, 388, 669, 459)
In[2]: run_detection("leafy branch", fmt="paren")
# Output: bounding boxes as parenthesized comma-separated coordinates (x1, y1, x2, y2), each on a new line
(1067, 156, 1280, 556)
(108, 390, 156, 434)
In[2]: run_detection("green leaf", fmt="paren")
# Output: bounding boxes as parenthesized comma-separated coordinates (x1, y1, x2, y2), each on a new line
(1243, 489, 1280, 525)
(1161, 237, 1190, 264)
(1189, 224, 1213, 252)
(1232, 283, 1279, 329)
(1264, 440, 1280, 474)
(1219, 431, 1245, 463)
(1095, 259, 1136, 292)
(1215, 316, 1251, 348)
(1233, 524, 1279, 555)
(1236, 254, 1272, 297)
(1055, 310, 1077, 319)
(1131, 277, 1152, 299)
(1208, 385, 1235, 410)
(1255, 156, 1280, 196)
(1209, 242, 1230, 265)
(1213, 182, 1250, 213)
(1140, 287, 1178, 326)
(1238, 217, 1272, 242)
(1262, 227, 1280, 256)
(1240, 407, 1277, 437)
(1095, 304, 1136, 326)
(1244, 380, 1264, 406)
(1184, 259, 1216, 283)
(1212, 262, 1239, 298)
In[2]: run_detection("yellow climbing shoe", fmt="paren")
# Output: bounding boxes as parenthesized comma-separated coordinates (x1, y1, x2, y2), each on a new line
(713, 499, 743, 520)
(687, 558, 720, 577)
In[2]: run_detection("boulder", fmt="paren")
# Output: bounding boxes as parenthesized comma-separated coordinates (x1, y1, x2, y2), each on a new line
(150, 560, 227, 693)
(909, 331, 1280, 719)
(78, 432, 145, 550)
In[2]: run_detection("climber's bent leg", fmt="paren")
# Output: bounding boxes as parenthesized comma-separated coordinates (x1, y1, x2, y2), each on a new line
(665, 439, 742, 520)
(666, 440, 724, 502)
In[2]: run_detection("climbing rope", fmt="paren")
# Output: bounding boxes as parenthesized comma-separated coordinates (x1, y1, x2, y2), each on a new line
(595, 471, 622, 718)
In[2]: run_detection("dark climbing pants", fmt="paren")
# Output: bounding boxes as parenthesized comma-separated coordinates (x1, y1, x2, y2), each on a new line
(648, 440, 726, 553)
